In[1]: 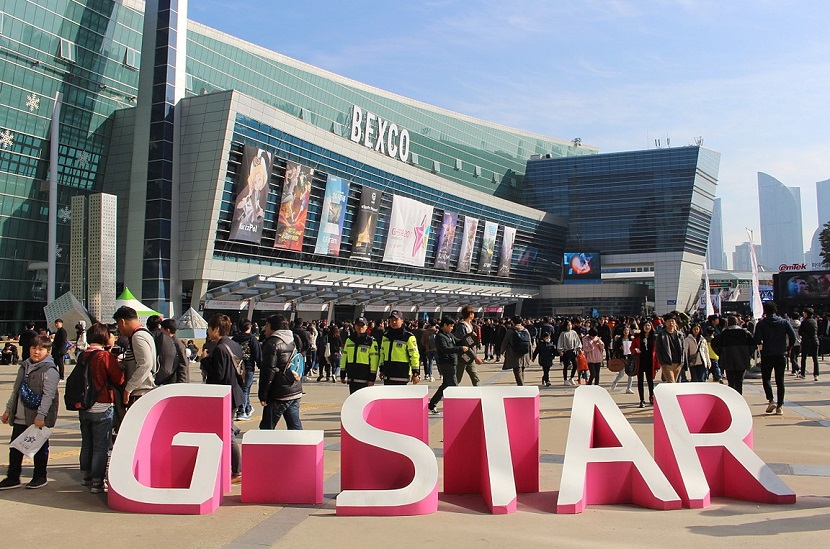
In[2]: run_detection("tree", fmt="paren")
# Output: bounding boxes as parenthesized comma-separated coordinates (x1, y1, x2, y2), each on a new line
(820, 220, 830, 267)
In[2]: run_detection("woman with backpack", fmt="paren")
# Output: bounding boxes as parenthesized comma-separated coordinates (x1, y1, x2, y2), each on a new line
(74, 322, 124, 493)
(501, 317, 532, 386)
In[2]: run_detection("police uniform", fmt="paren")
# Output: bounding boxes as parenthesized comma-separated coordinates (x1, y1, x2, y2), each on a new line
(342, 331, 379, 394)
(380, 327, 420, 385)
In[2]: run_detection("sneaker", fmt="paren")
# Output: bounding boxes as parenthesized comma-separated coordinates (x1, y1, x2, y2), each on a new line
(568, 378, 576, 386)
(26, 477, 48, 489)
(775, 406, 783, 416)
(544, 381, 551, 387)
(0, 477, 21, 490)
(625, 388, 635, 394)
(428, 407, 441, 415)
(610, 382, 618, 391)
(90, 481, 105, 494)
(237, 413, 252, 421)
(795, 373, 803, 379)
(765, 401, 776, 414)
(563, 380, 570, 386)
(231, 474, 242, 485)
(814, 375, 819, 382)
(639, 401, 645, 408)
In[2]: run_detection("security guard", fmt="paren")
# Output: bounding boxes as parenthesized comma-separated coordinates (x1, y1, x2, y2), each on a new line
(341, 317, 379, 393)
(379, 310, 420, 385)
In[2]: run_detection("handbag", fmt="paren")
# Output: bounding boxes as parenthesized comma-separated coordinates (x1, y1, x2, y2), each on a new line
(19, 376, 42, 410)
(221, 343, 246, 383)
(576, 353, 589, 371)
(11, 425, 52, 458)
(624, 356, 639, 376)
(607, 358, 626, 372)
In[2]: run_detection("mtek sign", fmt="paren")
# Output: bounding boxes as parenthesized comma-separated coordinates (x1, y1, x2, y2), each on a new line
(350, 105, 411, 162)
(779, 263, 807, 271)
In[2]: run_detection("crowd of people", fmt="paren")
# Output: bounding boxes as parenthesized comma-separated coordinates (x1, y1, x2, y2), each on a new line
(1, 303, 828, 493)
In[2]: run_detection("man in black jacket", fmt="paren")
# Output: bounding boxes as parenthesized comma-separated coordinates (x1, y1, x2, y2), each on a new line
(798, 308, 820, 381)
(233, 319, 262, 420)
(259, 315, 303, 430)
(18, 322, 37, 362)
(147, 315, 178, 387)
(51, 319, 68, 379)
(754, 301, 796, 415)
(428, 317, 471, 414)
(711, 316, 756, 394)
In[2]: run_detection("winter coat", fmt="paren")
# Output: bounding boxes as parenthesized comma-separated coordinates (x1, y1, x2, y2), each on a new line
(259, 330, 302, 402)
(712, 326, 756, 371)
(5, 355, 60, 427)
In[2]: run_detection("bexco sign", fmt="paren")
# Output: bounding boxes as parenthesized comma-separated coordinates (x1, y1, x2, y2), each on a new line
(779, 263, 807, 271)
(349, 105, 411, 162)
(106, 384, 796, 516)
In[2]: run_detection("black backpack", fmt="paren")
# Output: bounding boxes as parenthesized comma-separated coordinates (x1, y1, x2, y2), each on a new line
(64, 349, 103, 411)
(512, 329, 532, 355)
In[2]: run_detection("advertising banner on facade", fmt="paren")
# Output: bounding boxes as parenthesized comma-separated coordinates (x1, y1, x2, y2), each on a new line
(457, 216, 479, 273)
(478, 221, 499, 274)
(382, 195, 433, 267)
(433, 211, 458, 270)
(498, 226, 516, 277)
(274, 161, 313, 250)
(351, 185, 381, 260)
(230, 146, 272, 243)
(314, 175, 350, 256)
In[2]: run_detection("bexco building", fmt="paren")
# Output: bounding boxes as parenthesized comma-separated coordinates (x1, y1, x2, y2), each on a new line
(0, 0, 719, 328)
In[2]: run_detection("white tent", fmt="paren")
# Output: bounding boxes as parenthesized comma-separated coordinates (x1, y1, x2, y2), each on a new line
(114, 287, 162, 320)
(176, 307, 208, 339)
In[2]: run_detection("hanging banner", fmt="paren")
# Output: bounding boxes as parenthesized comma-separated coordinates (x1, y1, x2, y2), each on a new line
(433, 211, 458, 270)
(382, 195, 433, 267)
(274, 161, 313, 250)
(478, 221, 499, 274)
(498, 226, 516, 277)
(314, 175, 350, 256)
(230, 146, 272, 243)
(351, 185, 381, 260)
(457, 216, 479, 273)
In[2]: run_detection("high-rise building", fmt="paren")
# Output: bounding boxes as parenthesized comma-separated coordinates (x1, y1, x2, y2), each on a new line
(757, 172, 803, 269)
(806, 178, 830, 268)
(708, 198, 727, 269)
(732, 242, 764, 273)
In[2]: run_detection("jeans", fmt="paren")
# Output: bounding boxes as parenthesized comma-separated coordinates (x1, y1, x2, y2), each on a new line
(79, 407, 114, 481)
(690, 364, 707, 382)
(326, 354, 341, 379)
(709, 358, 722, 381)
(800, 345, 819, 377)
(7, 423, 49, 481)
(237, 369, 255, 417)
(561, 350, 576, 381)
(259, 398, 302, 430)
(761, 354, 786, 406)
(423, 352, 436, 378)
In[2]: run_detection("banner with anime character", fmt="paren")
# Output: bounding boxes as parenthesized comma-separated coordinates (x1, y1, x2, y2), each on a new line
(382, 195, 433, 267)
(433, 211, 458, 270)
(478, 221, 499, 274)
(314, 175, 350, 256)
(498, 226, 516, 277)
(230, 146, 271, 243)
(457, 216, 479, 273)
(351, 185, 381, 260)
(274, 161, 313, 250)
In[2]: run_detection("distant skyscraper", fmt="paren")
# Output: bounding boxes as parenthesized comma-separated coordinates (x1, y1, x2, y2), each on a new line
(807, 178, 830, 268)
(733, 242, 751, 272)
(708, 197, 727, 269)
(757, 172, 803, 269)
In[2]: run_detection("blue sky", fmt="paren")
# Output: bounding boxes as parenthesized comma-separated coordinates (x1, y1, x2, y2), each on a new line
(190, 0, 830, 265)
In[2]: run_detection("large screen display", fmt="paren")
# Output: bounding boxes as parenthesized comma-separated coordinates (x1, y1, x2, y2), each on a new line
(778, 271, 830, 298)
(563, 252, 601, 283)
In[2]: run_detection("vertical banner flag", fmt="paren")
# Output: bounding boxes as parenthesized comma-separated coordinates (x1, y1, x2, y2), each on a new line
(434, 211, 458, 269)
(351, 185, 381, 260)
(457, 216, 479, 273)
(498, 226, 516, 277)
(230, 146, 272, 243)
(703, 257, 715, 317)
(274, 161, 314, 250)
(382, 195, 434, 267)
(314, 175, 350, 256)
(746, 228, 763, 320)
(478, 221, 499, 274)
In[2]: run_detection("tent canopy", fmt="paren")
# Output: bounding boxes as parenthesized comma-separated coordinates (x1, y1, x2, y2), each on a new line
(115, 287, 162, 317)
(177, 307, 208, 330)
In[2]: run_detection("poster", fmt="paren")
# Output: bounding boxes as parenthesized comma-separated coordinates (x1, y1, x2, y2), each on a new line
(382, 195, 433, 267)
(456, 216, 479, 273)
(498, 226, 516, 276)
(274, 161, 313, 250)
(433, 211, 458, 270)
(351, 185, 381, 260)
(314, 175, 350, 256)
(230, 146, 271, 243)
(478, 221, 499, 274)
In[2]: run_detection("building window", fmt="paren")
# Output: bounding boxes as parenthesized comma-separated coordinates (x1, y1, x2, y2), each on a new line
(410, 153, 419, 166)
(432, 160, 440, 173)
(473, 165, 481, 177)
(124, 47, 139, 69)
(0, 12, 5, 35)
(59, 38, 77, 63)
(454, 158, 462, 171)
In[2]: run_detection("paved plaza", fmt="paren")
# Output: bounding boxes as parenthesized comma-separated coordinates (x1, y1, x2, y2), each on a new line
(1, 358, 829, 548)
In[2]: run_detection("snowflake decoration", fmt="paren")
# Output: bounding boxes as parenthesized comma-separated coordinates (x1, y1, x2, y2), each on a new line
(143, 242, 153, 257)
(77, 151, 90, 168)
(0, 129, 13, 149)
(55, 245, 64, 259)
(58, 205, 72, 223)
(26, 93, 40, 112)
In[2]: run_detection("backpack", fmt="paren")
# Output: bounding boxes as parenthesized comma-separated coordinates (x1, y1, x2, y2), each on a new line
(512, 329, 532, 355)
(285, 347, 304, 383)
(130, 327, 160, 376)
(64, 349, 103, 411)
